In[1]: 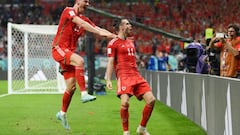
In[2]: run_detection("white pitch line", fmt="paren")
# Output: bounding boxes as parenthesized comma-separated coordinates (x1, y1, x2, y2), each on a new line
(0, 94, 10, 98)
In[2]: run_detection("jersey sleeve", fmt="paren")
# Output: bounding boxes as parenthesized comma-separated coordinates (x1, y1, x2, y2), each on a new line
(64, 7, 78, 20)
(107, 39, 118, 57)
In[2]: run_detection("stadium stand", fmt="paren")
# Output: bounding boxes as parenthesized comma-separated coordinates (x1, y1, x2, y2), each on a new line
(1, 0, 240, 72)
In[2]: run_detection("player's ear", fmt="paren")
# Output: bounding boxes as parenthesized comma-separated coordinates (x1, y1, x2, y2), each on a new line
(113, 19, 121, 31)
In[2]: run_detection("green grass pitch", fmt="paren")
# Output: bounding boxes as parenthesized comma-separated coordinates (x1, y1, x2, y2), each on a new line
(0, 80, 207, 135)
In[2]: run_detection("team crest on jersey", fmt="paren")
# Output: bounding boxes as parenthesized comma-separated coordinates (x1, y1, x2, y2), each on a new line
(74, 27, 80, 32)
(74, 28, 79, 32)
(121, 86, 126, 91)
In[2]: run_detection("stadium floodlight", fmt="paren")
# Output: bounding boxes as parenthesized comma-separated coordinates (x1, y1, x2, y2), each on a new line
(7, 22, 65, 94)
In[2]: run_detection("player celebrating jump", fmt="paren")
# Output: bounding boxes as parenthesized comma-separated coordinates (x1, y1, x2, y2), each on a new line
(52, 0, 116, 130)
(106, 18, 156, 135)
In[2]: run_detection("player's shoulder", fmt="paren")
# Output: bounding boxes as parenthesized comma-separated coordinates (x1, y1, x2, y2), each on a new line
(126, 38, 134, 43)
(79, 14, 92, 23)
(65, 7, 74, 10)
(63, 7, 73, 12)
(63, 7, 76, 15)
(108, 38, 120, 46)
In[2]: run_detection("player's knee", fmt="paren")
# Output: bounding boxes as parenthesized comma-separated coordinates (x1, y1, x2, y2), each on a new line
(66, 84, 76, 92)
(76, 61, 84, 67)
(144, 92, 156, 105)
(147, 96, 156, 107)
(149, 98, 155, 106)
(70, 85, 76, 91)
(75, 58, 84, 67)
(121, 101, 129, 108)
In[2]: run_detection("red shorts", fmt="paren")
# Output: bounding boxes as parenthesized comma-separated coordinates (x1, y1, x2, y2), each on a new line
(52, 46, 75, 79)
(117, 74, 151, 100)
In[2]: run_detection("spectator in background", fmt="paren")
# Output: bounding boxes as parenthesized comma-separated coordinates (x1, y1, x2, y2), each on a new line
(137, 55, 147, 69)
(147, 51, 158, 71)
(156, 51, 168, 71)
(168, 52, 178, 71)
(175, 50, 186, 71)
(209, 24, 240, 78)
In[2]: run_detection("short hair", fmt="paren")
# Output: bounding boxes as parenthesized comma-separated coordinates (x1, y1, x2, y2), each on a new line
(227, 24, 240, 36)
(113, 18, 122, 31)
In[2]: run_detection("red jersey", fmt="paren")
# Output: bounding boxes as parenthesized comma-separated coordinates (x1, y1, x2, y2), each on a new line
(52, 7, 95, 51)
(107, 38, 138, 77)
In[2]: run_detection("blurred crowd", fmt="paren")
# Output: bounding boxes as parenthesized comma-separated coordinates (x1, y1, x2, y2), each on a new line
(1, 0, 240, 78)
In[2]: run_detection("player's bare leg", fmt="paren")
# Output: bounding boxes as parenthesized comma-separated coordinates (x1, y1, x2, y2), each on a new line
(70, 53, 96, 103)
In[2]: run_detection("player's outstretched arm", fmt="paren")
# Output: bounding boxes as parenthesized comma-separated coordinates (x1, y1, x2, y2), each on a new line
(106, 57, 114, 90)
(72, 16, 116, 38)
(95, 26, 117, 39)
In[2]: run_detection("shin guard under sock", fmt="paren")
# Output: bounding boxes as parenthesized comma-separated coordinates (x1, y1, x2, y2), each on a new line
(62, 91, 74, 112)
(75, 66, 86, 92)
(120, 104, 129, 131)
(140, 103, 154, 127)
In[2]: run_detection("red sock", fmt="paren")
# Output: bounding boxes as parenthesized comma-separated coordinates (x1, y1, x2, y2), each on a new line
(61, 91, 74, 112)
(120, 105, 129, 131)
(75, 66, 86, 92)
(140, 103, 154, 127)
